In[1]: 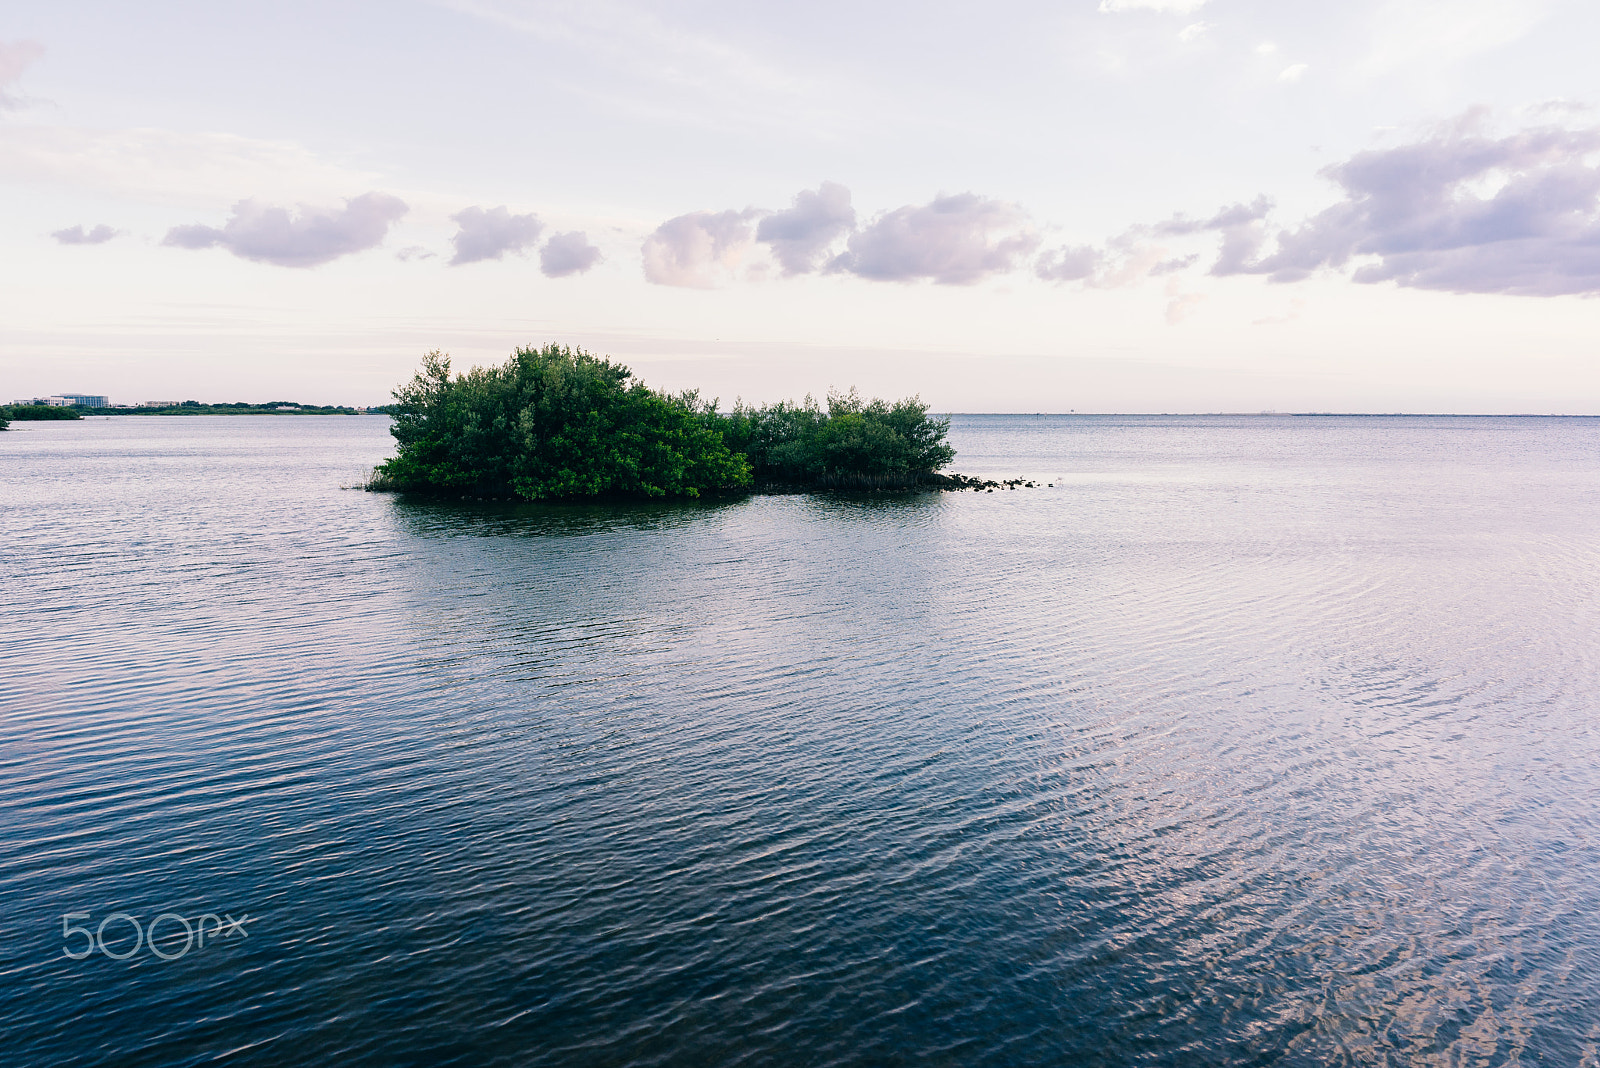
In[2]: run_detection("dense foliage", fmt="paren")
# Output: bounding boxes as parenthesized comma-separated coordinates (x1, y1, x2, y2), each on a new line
(373, 346, 751, 499)
(721, 390, 954, 490)
(4, 405, 84, 421)
(371, 346, 956, 500)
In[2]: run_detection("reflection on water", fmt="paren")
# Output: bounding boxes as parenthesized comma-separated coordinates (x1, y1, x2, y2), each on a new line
(388, 493, 752, 539)
(3, 414, 1599, 1067)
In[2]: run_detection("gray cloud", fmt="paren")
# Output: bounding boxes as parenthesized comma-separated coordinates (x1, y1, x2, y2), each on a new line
(1035, 244, 1103, 282)
(52, 224, 118, 245)
(828, 193, 1038, 285)
(0, 40, 44, 110)
(642, 209, 758, 287)
(539, 231, 602, 277)
(1155, 195, 1274, 236)
(1035, 196, 1271, 288)
(1153, 195, 1275, 275)
(755, 181, 855, 275)
(1215, 119, 1600, 296)
(162, 192, 408, 268)
(449, 205, 544, 266)
(1150, 253, 1200, 275)
(1036, 229, 1171, 288)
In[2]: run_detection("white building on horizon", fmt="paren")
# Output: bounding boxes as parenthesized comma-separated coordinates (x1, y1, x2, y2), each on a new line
(10, 394, 109, 408)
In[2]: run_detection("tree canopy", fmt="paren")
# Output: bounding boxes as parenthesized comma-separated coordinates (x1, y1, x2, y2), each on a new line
(371, 345, 956, 500)
(373, 346, 751, 499)
(720, 389, 955, 490)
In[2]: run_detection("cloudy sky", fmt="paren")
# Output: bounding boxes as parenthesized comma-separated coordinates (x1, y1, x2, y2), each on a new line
(5, 0, 1600, 411)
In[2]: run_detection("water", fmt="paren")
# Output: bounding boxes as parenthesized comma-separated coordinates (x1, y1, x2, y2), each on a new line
(3, 414, 1599, 1067)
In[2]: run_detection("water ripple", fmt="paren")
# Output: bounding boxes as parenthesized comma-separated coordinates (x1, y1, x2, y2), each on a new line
(3, 415, 1600, 1066)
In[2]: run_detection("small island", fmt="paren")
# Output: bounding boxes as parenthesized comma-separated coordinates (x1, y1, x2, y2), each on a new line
(368, 345, 1022, 500)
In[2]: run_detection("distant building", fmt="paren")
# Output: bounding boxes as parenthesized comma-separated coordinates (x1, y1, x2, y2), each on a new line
(141, 401, 179, 408)
(12, 396, 72, 407)
(59, 393, 109, 408)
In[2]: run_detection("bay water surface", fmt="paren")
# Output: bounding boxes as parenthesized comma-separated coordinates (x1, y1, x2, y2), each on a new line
(3, 414, 1599, 1066)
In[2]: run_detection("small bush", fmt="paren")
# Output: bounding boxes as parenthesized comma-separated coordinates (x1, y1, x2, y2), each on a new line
(720, 388, 955, 490)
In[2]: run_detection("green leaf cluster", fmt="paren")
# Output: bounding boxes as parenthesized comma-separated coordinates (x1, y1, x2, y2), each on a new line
(720, 388, 955, 490)
(373, 346, 751, 499)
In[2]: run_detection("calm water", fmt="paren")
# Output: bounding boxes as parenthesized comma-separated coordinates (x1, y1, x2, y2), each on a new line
(3, 414, 1599, 1067)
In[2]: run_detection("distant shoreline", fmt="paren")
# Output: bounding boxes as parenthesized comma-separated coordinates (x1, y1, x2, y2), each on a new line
(101, 410, 372, 416)
(89, 406, 382, 416)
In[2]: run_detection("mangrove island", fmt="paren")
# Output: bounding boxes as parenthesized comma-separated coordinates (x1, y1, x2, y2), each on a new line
(368, 345, 1019, 500)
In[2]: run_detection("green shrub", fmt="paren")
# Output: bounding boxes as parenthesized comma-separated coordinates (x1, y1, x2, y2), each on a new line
(373, 346, 751, 499)
(721, 388, 954, 489)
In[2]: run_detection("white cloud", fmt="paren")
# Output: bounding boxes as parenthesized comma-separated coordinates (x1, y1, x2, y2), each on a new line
(448, 205, 543, 265)
(1178, 22, 1209, 43)
(162, 193, 408, 268)
(1279, 63, 1309, 82)
(539, 230, 603, 277)
(1098, 0, 1208, 13)
(642, 209, 759, 287)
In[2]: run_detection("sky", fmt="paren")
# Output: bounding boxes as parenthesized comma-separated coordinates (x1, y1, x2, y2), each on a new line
(4, 0, 1600, 412)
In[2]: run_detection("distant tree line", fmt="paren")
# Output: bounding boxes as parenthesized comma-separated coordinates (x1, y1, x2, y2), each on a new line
(368, 345, 957, 500)
(119, 401, 364, 415)
(0, 402, 369, 425)
(2, 404, 84, 424)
